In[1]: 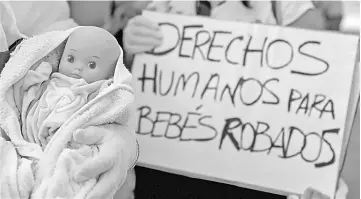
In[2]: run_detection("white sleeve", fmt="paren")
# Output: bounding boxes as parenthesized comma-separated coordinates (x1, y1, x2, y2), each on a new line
(0, 1, 24, 50)
(278, 1, 315, 26)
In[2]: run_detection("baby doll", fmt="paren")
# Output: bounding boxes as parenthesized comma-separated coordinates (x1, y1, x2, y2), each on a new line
(1, 25, 135, 199)
(21, 26, 120, 148)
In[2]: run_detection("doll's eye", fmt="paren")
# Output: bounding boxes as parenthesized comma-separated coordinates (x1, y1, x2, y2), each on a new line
(67, 55, 74, 63)
(88, 61, 96, 69)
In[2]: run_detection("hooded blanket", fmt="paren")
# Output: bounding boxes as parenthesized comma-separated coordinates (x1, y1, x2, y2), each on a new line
(0, 27, 135, 199)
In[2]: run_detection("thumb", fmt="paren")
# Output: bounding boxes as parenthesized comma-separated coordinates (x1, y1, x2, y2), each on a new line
(73, 126, 104, 145)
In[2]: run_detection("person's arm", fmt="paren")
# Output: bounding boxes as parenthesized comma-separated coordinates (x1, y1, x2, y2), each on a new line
(0, 1, 26, 73)
(0, 1, 24, 47)
(313, 1, 343, 31)
(277, 1, 326, 30)
(288, 9, 326, 30)
(68, 0, 111, 27)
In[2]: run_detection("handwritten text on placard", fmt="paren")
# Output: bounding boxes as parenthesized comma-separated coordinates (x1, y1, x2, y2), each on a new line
(133, 12, 358, 197)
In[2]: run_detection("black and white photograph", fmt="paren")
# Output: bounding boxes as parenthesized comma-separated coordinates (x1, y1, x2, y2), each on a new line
(0, 1, 359, 199)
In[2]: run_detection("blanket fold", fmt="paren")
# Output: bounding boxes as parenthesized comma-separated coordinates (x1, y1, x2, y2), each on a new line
(0, 27, 135, 199)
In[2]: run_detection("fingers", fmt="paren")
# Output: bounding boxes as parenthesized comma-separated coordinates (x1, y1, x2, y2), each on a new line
(72, 127, 104, 145)
(125, 19, 163, 43)
(123, 42, 162, 55)
(130, 15, 160, 31)
(123, 16, 163, 55)
(311, 191, 323, 199)
(123, 35, 163, 54)
(302, 188, 330, 199)
(74, 139, 118, 182)
(132, 25, 163, 39)
(124, 42, 160, 55)
(74, 153, 114, 182)
(303, 188, 313, 199)
(125, 25, 163, 47)
(86, 151, 128, 199)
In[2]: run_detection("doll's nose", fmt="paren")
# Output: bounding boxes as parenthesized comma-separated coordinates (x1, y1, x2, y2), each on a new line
(74, 63, 85, 71)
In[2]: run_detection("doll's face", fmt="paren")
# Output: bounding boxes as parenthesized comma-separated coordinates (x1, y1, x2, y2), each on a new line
(59, 27, 120, 83)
